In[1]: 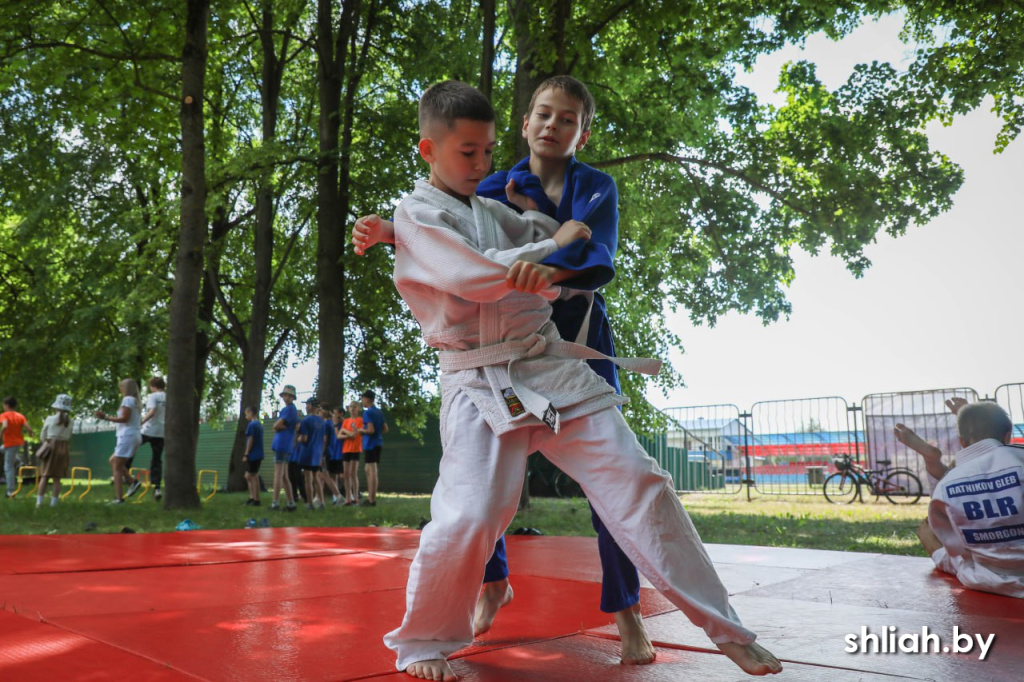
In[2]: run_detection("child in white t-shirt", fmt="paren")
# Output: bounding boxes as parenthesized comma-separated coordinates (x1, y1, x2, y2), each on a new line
(37, 394, 74, 507)
(96, 378, 142, 504)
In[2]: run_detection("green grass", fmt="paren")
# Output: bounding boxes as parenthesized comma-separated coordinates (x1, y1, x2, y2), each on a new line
(0, 485, 929, 557)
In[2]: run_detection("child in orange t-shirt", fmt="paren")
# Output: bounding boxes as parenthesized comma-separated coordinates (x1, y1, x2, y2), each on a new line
(2, 396, 35, 498)
(339, 400, 363, 505)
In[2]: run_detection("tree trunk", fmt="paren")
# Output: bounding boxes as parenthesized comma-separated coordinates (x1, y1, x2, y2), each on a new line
(480, 0, 495, 99)
(227, 2, 284, 492)
(314, 0, 350, 407)
(507, 0, 542, 162)
(164, 0, 209, 510)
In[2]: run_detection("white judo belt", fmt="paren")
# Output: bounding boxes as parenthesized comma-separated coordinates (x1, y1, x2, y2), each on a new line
(438, 329, 661, 432)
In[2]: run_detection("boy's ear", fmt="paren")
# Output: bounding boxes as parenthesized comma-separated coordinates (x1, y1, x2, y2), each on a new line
(418, 137, 435, 163)
(575, 129, 591, 151)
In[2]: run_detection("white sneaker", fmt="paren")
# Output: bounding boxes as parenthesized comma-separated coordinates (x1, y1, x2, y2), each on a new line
(125, 479, 142, 498)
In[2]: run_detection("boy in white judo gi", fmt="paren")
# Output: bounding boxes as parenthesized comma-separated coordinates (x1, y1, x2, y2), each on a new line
(382, 80, 782, 681)
(355, 75, 653, 662)
(895, 400, 1024, 598)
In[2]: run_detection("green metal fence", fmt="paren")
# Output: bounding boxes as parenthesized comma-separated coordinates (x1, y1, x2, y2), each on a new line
(67, 415, 445, 494)
(61, 419, 693, 496)
(636, 433, 725, 492)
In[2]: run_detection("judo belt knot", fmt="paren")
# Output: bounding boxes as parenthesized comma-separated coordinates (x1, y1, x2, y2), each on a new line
(522, 333, 547, 359)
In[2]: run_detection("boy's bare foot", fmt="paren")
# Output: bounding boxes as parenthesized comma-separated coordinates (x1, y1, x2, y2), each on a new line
(614, 603, 656, 665)
(473, 578, 513, 636)
(716, 641, 783, 675)
(406, 659, 456, 681)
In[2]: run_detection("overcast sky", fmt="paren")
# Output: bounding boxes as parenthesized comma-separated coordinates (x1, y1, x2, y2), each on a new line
(646, 14, 1024, 412)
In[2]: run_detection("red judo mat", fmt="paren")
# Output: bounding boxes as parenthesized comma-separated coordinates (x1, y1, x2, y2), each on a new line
(1, 528, 1021, 681)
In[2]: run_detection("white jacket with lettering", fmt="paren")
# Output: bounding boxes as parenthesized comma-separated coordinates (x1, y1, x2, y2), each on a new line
(927, 438, 1024, 598)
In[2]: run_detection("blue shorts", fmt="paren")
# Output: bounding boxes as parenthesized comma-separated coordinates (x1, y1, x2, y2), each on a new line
(273, 450, 291, 464)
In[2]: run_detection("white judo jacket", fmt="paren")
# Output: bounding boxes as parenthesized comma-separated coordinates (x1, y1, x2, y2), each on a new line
(392, 180, 632, 438)
(927, 438, 1024, 598)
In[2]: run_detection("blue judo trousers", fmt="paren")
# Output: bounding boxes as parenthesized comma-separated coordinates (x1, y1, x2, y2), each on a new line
(476, 156, 640, 614)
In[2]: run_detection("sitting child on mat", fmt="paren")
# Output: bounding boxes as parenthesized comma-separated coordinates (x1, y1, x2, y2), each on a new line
(895, 398, 1024, 598)
(379, 79, 782, 681)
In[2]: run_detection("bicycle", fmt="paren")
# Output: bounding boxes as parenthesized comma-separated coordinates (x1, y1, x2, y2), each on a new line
(823, 453, 923, 505)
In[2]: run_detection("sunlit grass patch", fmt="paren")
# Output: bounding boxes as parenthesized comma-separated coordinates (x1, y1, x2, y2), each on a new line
(0, 487, 930, 557)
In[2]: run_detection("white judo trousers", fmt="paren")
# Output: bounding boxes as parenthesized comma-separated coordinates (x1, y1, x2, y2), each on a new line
(383, 392, 756, 669)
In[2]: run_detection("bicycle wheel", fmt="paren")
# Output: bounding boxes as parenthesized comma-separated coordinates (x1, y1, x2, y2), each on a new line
(883, 470, 923, 505)
(553, 471, 584, 499)
(823, 472, 859, 504)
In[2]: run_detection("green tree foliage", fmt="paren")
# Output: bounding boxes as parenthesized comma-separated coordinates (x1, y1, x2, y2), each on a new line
(0, 1, 182, 424)
(900, 1, 1024, 152)
(2, 0, 1021, 461)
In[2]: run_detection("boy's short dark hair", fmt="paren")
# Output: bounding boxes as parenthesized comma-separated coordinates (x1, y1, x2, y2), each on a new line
(419, 80, 494, 134)
(528, 75, 596, 132)
(320, 403, 334, 414)
(244, 406, 258, 417)
(149, 376, 166, 390)
(957, 402, 1013, 445)
(3, 396, 16, 409)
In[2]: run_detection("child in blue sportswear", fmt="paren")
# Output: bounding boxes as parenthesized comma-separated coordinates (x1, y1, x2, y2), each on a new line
(294, 396, 326, 511)
(318, 403, 344, 506)
(243, 406, 265, 506)
(359, 390, 387, 507)
(352, 75, 650, 662)
(270, 386, 299, 511)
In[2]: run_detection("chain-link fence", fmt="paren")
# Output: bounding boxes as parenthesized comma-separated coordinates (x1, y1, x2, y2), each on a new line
(661, 384, 1019, 499)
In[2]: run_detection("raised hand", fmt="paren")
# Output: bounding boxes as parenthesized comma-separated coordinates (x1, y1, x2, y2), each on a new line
(351, 214, 395, 255)
(945, 397, 968, 415)
(552, 219, 591, 248)
(504, 178, 539, 212)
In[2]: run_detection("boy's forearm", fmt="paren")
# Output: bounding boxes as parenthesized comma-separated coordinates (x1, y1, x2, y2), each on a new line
(395, 206, 561, 303)
(922, 457, 949, 483)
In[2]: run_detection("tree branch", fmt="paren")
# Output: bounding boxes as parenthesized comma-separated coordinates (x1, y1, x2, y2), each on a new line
(264, 327, 292, 366)
(270, 213, 310, 291)
(567, 0, 639, 73)
(206, 267, 248, 351)
(591, 152, 809, 217)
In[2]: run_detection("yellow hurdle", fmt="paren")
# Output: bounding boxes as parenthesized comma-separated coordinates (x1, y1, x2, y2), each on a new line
(11, 466, 39, 498)
(197, 469, 218, 501)
(129, 468, 152, 503)
(61, 466, 94, 501)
